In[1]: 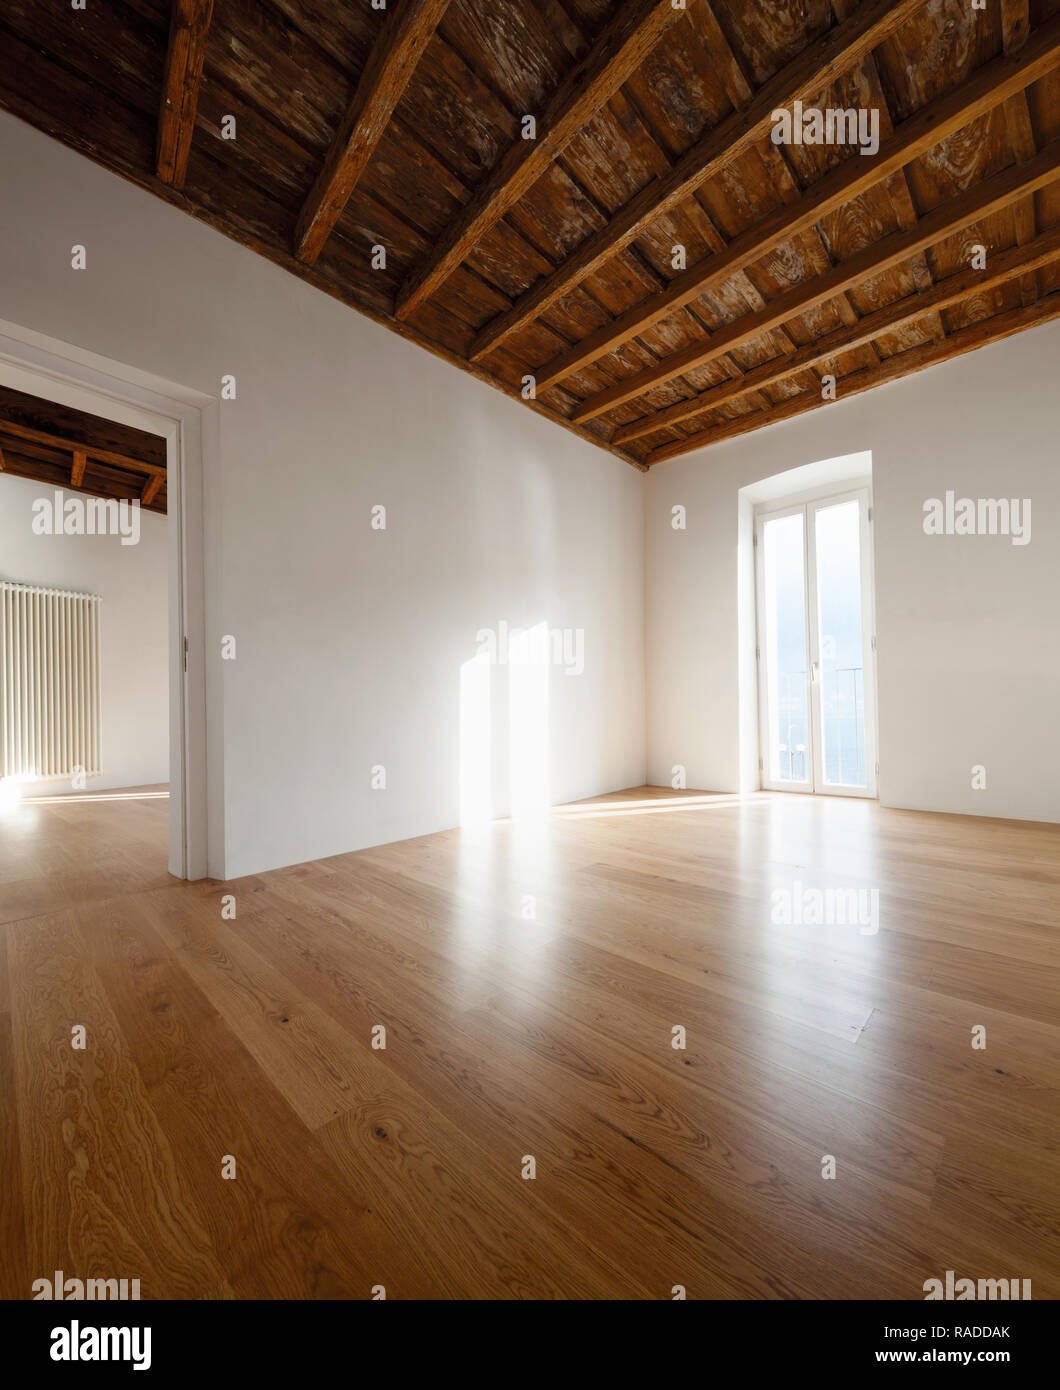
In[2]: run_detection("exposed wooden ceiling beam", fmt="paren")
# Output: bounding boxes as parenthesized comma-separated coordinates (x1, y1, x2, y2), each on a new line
(393, 0, 687, 322)
(0, 450, 167, 511)
(141, 474, 164, 507)
(468, 0, 928, 360)
(295, 0, 454, 265)
(535, 16, 1060, 391)
(616, 227, 1060, 443)
(0, 418, 165, 476)
(644, 292, 1060, 465)
(71, 448, 87, 487)
(156, 0, 215, 188)
(0, 442, 5, 471)
(570, 140, 1060, 423)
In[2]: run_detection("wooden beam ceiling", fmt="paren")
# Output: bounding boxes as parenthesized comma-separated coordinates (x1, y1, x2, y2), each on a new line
(0, 418, 166, 478)
(393, 0, 688, 321)
(534, 15, 1060, 394)
(0, 388, 167, 512)
(2, 0, 1059, 470)
(156, 0, 214, 188)
(295, 0, 454, 265)
(615, 227, 1060, 444)
(469, 0, 929, 360)
(644, 293, 1060, 465)
(570, 140, 1060, 423)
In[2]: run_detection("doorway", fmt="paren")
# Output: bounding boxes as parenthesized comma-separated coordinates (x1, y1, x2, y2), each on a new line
(755, 486, 878, 798)
(0, 315, 216, 877)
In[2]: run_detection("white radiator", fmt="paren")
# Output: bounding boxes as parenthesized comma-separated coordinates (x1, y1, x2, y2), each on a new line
(1, 581, 102, 781)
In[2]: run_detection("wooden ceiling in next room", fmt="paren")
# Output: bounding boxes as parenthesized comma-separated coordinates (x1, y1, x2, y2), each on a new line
(0, 387, 168, 515)
(1, 0, 1059, 468)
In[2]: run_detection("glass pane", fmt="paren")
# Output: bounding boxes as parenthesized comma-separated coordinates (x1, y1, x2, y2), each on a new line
(814, 499, 866, 787)
(762, 513, 809, 784)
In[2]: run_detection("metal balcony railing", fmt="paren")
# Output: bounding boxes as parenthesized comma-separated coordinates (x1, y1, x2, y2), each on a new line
(775, 665, 865, 785)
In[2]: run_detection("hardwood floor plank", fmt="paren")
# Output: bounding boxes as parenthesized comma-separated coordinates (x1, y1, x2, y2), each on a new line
(316, 1091, 633, 1299)
(7, 909, 223, 1297)
(0, 1010, 29, 1299)
(141, 890, 385, 1131)
(81, 900, 431, 1299)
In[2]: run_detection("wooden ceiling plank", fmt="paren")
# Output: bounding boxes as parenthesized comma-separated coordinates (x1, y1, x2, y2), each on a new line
(295, 0, 455, 265)
(71, 448, 87, 487)
(615, 226, 1060, 442)
(571, 139, 1060, 423)
(393, 0, 687, 321)
(156, 0, 215, 189)
(1002, 0, 1032, 55)
(468, 0, 929, 359)
(537, 16, 1060, 392)
(0, 434, 76, 470)
(0, 418, 165, 476)
(643, 291, 1060, 465)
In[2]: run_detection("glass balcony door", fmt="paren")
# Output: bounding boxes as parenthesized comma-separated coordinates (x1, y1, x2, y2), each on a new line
(755, 488, 877, 798)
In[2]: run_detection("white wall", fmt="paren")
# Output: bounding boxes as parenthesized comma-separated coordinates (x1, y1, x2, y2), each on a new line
(0, 471, 169, 792)
(0, 114, 645, 877)
(647, 319, 1060, 824)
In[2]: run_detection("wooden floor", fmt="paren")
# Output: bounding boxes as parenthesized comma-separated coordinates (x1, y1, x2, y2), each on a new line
(1, 784, 1058, 1300)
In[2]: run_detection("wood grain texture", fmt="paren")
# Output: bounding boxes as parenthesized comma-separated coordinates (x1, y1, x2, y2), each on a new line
(0, 9, 649, 470)
(615, 226, 1060, 442)
(535, 17, 1060, 393)
(140, 473, 163, 506)
(394, 0, 688, 320)
(1, 784, 1058, 1298)
(573, 142, 1060, 422)
(0, 420, 165, 478)
(0, 386, 169, 513)
(156, 0, 214, 188)
(468, 0, 929, 358)
(295, 0, 454, 265)
(644, 290, 1060, 463)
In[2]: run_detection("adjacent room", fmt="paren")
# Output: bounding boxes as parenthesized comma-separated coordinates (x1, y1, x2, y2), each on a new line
(0, 0, 1057, 1336)
(0, 387, 171, 887)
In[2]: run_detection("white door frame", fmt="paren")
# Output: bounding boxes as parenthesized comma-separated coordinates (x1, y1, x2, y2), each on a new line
(0, 316, 220, 879)
(755, 485, 878, 799)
